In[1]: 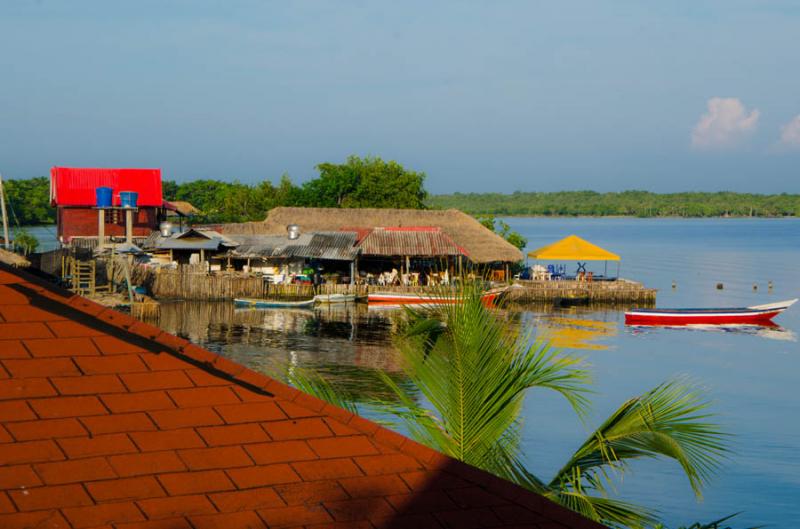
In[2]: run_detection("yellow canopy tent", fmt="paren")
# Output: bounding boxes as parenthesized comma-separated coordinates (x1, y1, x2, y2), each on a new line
(527, 235, 620, 278)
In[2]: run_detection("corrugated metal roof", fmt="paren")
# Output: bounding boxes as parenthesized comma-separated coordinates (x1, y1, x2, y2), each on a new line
(228, 232, 359, 261)
(357, 228, 465, 257)
(50, 167, 163, 207)
(146, 229, 239, 251)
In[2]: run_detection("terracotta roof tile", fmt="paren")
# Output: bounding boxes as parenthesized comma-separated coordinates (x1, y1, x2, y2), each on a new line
(0, 262, 606, 529)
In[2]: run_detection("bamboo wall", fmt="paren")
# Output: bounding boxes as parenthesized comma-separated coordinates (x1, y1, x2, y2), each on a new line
(138, 265, 656, 304)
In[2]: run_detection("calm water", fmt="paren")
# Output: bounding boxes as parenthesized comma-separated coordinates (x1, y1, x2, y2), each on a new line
(150, 218, 799, 527)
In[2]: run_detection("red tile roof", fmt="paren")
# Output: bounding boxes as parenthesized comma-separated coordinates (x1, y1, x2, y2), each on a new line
(0, 262, 605, 529)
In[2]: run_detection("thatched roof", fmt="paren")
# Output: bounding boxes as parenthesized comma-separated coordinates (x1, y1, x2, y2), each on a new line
(165, 201, 200, 216)
(218, 207, 523, 263)
(0, 248, 30, 268)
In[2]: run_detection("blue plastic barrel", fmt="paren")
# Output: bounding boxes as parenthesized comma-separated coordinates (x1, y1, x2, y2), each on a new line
(95, 187, 113, 208)
(119, 191, 139, 208)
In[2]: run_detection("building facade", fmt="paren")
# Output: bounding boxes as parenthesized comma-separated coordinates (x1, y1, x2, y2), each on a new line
(50, 167, 164, 244)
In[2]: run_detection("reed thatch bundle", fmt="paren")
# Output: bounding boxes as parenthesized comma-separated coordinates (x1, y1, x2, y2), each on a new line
(0, 248, 30, 268)
(217, 207, 523, 264)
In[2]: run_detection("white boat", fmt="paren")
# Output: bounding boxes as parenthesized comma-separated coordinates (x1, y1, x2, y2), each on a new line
(313, 293, 357, 304)
(234, 298, 315, 309)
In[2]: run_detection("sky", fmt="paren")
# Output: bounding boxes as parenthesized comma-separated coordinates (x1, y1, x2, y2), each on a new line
(1, 1, 799, 193)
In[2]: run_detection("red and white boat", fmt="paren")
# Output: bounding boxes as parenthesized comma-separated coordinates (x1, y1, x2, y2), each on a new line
(625, 299, 797, 326)
(368, 288, 504, 308)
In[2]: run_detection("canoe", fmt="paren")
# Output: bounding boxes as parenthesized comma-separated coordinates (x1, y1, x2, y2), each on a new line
(234, 298, 315, 309)
(313, 294, 357, 304)
(368, 289, 504, 307)
(625, 299, 797, 326)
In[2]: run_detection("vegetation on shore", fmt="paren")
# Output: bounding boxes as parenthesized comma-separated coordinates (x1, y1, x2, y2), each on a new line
(430, 190, 800, 217)
(165, 155, 427, 222)
(5, 162, 797, 232)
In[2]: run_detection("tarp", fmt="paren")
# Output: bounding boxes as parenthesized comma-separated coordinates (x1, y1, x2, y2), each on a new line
(527, 234, 620, 261)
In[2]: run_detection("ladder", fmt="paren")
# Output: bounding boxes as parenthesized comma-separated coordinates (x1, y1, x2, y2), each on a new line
(70, 258, 97, 296)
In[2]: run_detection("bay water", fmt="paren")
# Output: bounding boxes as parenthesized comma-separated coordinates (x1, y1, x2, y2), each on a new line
(33, 218, 800, 526)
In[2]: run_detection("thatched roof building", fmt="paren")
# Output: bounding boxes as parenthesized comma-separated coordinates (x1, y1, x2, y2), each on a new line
(219, 207, 523, 264)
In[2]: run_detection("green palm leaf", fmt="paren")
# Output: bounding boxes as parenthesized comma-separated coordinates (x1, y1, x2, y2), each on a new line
(391, 284, 590, 466)
(550, 378, 728, 499)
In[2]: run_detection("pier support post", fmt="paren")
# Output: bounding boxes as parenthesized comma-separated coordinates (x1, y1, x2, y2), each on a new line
(97, 209, 105, 246)
(125, 209, 133, 244)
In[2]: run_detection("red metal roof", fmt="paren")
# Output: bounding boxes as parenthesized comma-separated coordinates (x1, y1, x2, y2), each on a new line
(0, 262, 605, 529)
(50, 167, 163, 207)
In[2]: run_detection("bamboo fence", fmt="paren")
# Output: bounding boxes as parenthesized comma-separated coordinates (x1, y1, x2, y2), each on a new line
(137, 265, 656, 304)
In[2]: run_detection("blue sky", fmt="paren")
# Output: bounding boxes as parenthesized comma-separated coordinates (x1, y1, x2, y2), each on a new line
(1, 1, 799, 193)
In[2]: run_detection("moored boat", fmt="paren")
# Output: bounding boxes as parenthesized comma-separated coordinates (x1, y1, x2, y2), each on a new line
(625, 299, 797, 326)
(234, 298, 315, 309)
(367, 288, 505, 307)
(313, 293, 357, 304)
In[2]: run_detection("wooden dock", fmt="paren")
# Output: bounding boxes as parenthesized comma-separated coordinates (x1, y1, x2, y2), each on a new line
(507, 279, 656, 305)
(135, 265, 656, 305)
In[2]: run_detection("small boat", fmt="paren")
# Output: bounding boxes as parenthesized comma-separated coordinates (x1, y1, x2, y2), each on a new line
(368, 288, 505, 307)
(625, 299, 797, 326)
(234, 298, 315, 309)
(313, 294, 357, 304)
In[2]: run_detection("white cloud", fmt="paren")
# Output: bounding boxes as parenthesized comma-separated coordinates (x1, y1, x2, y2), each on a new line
(779, 114, 800, 149)
(691, 97, 760, 149)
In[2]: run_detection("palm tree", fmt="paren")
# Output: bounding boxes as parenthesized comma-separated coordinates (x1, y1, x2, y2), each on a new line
(286, 283, 728, 528)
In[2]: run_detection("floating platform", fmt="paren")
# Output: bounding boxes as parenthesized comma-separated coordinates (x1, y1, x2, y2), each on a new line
(507, 279, 656, 305)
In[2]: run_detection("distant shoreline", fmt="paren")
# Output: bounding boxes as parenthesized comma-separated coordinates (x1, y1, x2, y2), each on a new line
(469, 214, 799, 219)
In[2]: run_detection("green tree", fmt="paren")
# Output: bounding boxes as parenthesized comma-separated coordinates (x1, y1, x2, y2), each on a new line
(292, 285, 728, 528)
(162, 180, 179, 201)
(4, 177, 55, 225)
(12, 229, 39, 255)
(302, 155, 428, 209)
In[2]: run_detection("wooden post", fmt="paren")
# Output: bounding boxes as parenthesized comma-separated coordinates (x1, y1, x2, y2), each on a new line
(125, 209, 133, 244)
(0, 172, 10, 250)
(97, 209, 105, 246)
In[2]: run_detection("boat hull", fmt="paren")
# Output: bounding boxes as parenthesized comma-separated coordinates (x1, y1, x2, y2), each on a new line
(367, 291, 501, 307)
(625, 299, 796, 326)
(234, 298, 314, 309)
(625, 310, 782, 326)
(313, 294, 357, 304)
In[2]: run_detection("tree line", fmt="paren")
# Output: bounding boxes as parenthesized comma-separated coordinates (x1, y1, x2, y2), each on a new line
(430, 190, 800, 217)
(5, 162, 798, 229)
(162, 155, 427, 223)
(2, 156, 427, 226)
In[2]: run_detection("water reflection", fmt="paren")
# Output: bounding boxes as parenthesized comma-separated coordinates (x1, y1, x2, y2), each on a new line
(626, 323, 797, 342)
(156, 301, 410, 403)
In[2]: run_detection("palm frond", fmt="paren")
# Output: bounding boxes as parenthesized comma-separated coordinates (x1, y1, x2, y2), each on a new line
(392, 283, 590, 471)
(550, 378, 728, 498)
(544, 487, 659, 529)
(275, 364, 359, 415)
